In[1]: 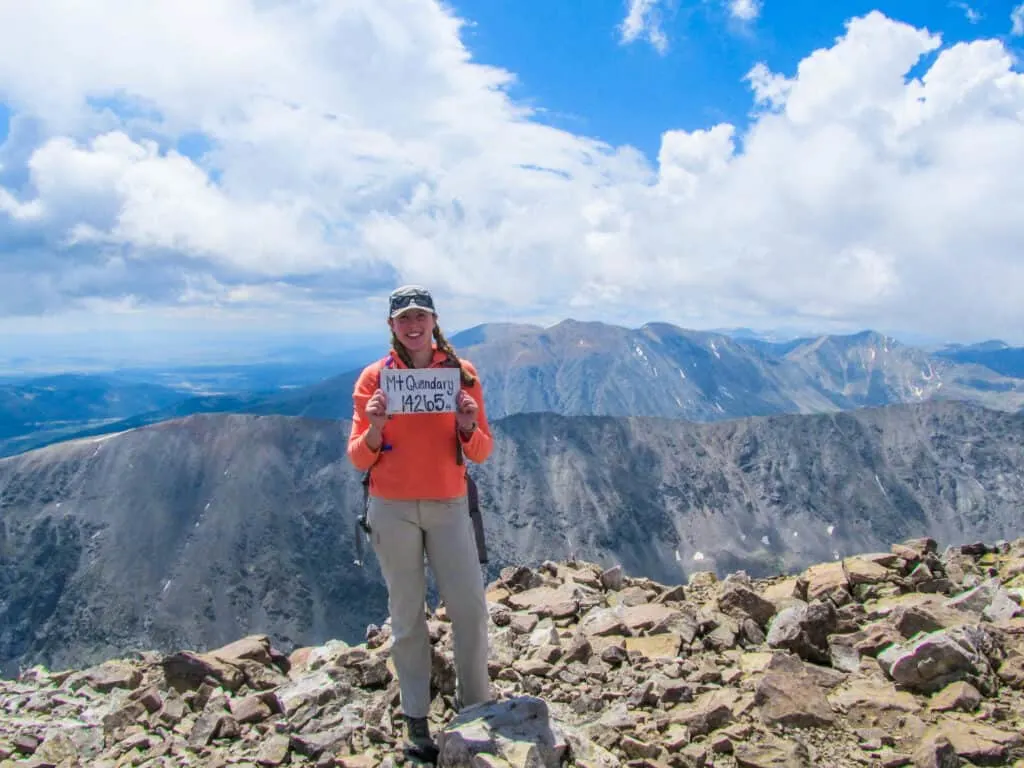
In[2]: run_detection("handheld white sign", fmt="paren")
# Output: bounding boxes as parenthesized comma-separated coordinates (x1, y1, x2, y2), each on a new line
(381, 368, 461, 414)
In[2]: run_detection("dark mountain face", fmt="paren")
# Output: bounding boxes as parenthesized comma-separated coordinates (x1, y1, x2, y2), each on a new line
(476, 400, 1024, 584)
(3, 401, 1023, 674)
(0, 415, 387, 678)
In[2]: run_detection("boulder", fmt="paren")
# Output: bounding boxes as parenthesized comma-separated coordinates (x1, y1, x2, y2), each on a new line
(437, 696, 568, 768)
(765, 599, 837, 663)
(877, 625, 999, 695)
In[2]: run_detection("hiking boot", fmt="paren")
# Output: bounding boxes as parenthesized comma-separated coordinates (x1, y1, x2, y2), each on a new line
(403, 715, 439, 763)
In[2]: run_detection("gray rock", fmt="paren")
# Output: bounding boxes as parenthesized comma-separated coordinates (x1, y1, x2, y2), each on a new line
(437, 696, 568, 768)
(766, 599, 837, 664)
(877, 626, 998, 695)
(983, 588, 1023, 623)
(946, 577, 1003, 615)
(754, 670, 835, 728)
(734, 737, 812, 768)
(717, 583, 777, 628)
(829, 640, 862, 673)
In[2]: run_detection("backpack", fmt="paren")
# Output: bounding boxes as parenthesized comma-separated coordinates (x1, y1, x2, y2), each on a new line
(352, 355, 488, 567)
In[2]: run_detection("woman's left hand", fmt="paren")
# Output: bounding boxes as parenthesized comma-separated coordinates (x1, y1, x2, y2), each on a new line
(456, 390, 478, 432)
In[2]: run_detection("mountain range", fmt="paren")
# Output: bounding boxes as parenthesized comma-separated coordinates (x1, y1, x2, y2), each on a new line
(193, 322, 1024, 423)
(3, 398, 1023, 676)
(446, 322, 1024, 420)
(5, 320, 1024, 459)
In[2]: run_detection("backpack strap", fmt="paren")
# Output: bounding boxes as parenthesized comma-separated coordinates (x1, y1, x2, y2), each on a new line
(466, 473, 487, 564)
(353, 355, 392, 566)
(353, 471, 372, 567)
(440, 355, 486, 561)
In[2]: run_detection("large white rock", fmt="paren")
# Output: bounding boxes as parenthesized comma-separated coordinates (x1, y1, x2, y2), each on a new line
(437, 696, 569, 768)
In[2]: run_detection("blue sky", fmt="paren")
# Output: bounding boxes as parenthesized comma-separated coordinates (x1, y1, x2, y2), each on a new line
(441, 0, 1021, 160)
(1, 0, 1024, 365)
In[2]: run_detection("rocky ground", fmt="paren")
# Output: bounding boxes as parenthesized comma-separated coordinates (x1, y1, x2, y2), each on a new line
(2, 536, 1024, 768)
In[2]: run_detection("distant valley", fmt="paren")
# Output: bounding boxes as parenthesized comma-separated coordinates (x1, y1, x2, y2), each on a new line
(0, 349, 380, 458)
(2, 400, 1023, 674)
(0, 375, 188, 458)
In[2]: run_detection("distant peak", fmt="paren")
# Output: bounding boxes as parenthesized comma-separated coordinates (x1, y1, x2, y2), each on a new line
(813, 329, 900, 349)
(548, 318, 608, 329)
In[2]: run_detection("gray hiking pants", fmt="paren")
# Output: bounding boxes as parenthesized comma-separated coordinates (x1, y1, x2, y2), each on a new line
(367, 495, 492, 718)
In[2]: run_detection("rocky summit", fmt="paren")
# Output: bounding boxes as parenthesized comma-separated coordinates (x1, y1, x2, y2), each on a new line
(2, 537, 1024, 768)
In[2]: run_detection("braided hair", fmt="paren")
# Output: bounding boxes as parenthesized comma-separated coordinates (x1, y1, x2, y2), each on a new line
(390, 325, 476, 386)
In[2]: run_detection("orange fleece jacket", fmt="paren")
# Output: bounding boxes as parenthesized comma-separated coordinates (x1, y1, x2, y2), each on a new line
(347, 348, 493, 500)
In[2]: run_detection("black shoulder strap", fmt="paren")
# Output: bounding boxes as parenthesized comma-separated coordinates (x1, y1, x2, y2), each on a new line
(354, 358, 387, 566)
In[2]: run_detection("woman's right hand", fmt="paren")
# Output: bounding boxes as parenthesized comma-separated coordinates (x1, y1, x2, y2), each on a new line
(365, 388, 388, 430)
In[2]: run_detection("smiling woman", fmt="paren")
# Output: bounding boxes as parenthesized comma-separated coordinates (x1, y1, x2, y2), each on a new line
(345, 283, 495, 761)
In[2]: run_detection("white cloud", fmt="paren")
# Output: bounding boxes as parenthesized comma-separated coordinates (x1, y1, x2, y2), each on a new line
(1012, 3, 1024, 35)
(23, 132, 336, 275)
(0, 187, 44, 221)
(729, 0, 762, 22)
(953, 2, 981, 24)
(619, 0, 669, 54)
(1, 3, 1024, 343)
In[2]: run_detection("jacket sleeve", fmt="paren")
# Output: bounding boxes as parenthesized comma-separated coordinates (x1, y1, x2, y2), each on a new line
(459, 360, 493, 464)
(347, 362, 382, 471)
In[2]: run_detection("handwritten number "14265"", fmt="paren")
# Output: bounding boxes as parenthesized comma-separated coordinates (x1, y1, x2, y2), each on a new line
(401, 393, 448, 413)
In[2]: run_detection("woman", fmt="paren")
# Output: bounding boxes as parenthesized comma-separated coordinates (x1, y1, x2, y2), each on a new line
(347, 284, 493, 761)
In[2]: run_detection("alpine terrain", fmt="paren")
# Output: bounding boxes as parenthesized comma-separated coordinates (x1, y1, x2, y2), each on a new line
(2, 400, 1023, 677)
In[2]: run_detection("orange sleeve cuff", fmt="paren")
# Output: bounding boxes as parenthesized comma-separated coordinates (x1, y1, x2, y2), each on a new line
(461, 425, 491, 463)
(349, 428, 381, 471)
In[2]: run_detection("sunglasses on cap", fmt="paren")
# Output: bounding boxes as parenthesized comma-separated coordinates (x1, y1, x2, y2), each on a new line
(389, 286, 436, 317)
